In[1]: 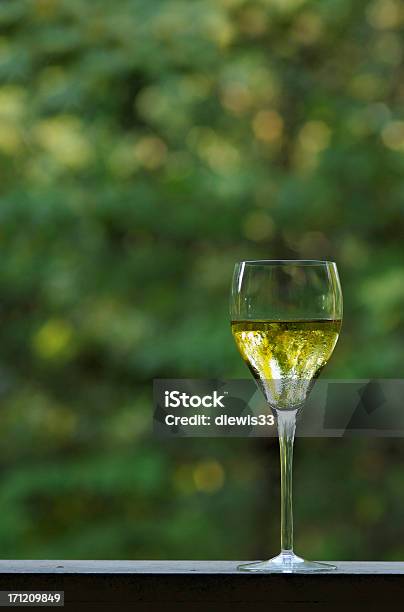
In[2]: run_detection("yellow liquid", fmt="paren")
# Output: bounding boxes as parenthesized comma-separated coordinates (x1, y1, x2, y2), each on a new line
(231, 319, 341, 409)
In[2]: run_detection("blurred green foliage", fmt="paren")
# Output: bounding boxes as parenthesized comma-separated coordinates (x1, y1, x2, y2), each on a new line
(0, 0, 404, 560)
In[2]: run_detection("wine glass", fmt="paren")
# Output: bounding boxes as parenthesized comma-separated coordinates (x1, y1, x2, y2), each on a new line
(230, 260, 342, 572)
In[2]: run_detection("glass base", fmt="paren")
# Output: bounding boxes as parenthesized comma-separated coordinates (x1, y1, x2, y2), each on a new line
(238, 551, 336, 573)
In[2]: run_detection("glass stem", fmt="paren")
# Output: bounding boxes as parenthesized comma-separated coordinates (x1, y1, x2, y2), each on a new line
(276, 409, 297, 554)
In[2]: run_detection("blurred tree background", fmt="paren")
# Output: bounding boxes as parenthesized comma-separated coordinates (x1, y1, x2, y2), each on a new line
(0, 0, 404, 560)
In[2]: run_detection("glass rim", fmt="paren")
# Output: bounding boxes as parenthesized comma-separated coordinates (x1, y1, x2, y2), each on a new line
(236, 259, 336, 266)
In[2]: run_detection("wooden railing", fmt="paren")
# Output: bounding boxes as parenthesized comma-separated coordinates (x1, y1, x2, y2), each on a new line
(0, 560, 403, 610)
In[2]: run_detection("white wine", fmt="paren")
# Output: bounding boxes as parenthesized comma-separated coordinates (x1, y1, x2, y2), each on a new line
(231, 319, 341, 409)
